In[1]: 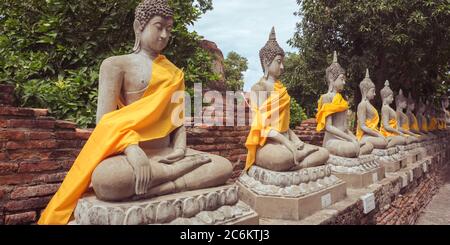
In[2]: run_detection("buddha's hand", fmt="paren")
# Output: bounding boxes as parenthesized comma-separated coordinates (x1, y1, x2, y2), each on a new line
(294, 141, 305, 151)
(158, 148, 186, 164)
(124, 145, 152, 195)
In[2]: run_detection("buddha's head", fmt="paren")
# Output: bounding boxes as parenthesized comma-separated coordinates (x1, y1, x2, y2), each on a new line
(133, 0, 174, 54)
(380, 80, 394, 105)
(407, 92, 415, 112)
(395, 89, 407, 110)
(417, 99, 426, 114)
(326, 51, 346, 93)
(359, 69, 376, 101)
(259, 27, 285, 80)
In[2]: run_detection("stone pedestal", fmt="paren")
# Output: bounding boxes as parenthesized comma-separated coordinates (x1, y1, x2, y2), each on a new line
(237, 165, 347, 220)
(398, 143, 424, 165)
(372, 147, 407, 173)
(70, 185, 259, 225)
(327, 154, 386, 189)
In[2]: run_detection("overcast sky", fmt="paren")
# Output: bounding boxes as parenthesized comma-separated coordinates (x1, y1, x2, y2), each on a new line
(190, 0, 299, 91)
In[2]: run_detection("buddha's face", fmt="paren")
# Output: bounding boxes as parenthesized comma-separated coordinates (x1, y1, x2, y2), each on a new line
(408, 102, 415, 111)
(366, 87, 376, 100)
(384, 94, 394, 105)
(333, 74, 346, 92)
(266, 55, 284, 79)
(399, 99, 407, 109)
(443, 98, 449, 109)
(138, 16, 174, 54)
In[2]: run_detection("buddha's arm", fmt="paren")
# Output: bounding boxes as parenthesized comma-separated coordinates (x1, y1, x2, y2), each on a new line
(96, 57, 124, 124)
(382, 107, 404, 135)
(267, 129, 299, 165)
(357, 103, 382, 137)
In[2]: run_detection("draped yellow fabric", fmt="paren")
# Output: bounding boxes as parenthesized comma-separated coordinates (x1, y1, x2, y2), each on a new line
(245, 80, 290, 170)
(429, 118, 438, 131)
(38, 55, 185, 225)
(316, 93, 349, 132)
(356, 107, 379, 140)
(401, 122, 410, 131)
(380, 119, 399, 137)
(421, 117, 429, 132)
(410, 114, 420, 131)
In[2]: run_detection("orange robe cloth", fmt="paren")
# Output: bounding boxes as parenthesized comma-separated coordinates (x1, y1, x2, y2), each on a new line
(316, 93, 349, 132)
(421, 117, 429, 132)
(245, 80, 290, 170)
(429, 118, 438, 131)
(410, 114, 420, 132)
(380, 119, 399, 137)
(356, 107, 380, 140)
(38, 55, 185, 225)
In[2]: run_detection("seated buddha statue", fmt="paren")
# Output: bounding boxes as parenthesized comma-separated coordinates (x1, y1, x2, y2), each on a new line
(395, 89, 420, 144)
(425, 101, 439, 134)
(442, 97, 450, 126)
(406, 92, 428, 141)
(316, 52, 373, 158)
(244, 27, 330, 172)
(356, 69, 404, 149)
(379, 81, 407, 145)
(39, 0, 232, 225)
(416, 99, 437, 139)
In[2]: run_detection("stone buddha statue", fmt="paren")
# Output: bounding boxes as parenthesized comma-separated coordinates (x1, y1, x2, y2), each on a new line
(395, 89, 420, 144)
(442, 97, 450, 126)
(317, 52, 373, 158)
(379, 81, 407, 145)
(39, 0, 233, 225)
(245, 27, 329, 172)
(416, 99, 437, 139)
(356, 69, 389, 149)
(406, 92, 428, 140)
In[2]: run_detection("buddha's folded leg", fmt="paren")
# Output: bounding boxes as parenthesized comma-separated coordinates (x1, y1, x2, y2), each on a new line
(325, 139, 359, 158)
(405, 136, 416, 145)
(146, 153, 233, 196)
(387, 136, 406, 148)
(361, 136, 388, 149)
(255, 143, 296, 171)
(359, 141, 374, 155)
(92, 153, 212, 201)
(294, 144, 329, 170)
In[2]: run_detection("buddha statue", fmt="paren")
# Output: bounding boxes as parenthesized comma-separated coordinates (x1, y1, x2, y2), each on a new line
(239, 28, 344, 221)
(395, 89, 420, 144)
(245, 27, 329, 172)
(416, 99, 437, 139)
(39, 0, 233, 225)
(356, 69, 393, 149)
(442, 97, 450, 126)
(316, 52, 373, 158)
(379, 81, 407, 145)
(406, 92, 428, 140)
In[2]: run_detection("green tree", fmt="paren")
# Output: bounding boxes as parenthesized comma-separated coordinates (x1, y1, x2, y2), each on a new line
(224, 51, 248, 91)
(0, 0, 218, 128)
(289, 0, 450, 113)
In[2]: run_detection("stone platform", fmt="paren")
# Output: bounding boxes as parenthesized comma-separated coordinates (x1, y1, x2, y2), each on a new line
(70, 185, 258, 225)
(237, 165, 347, 220)
(372, 147, 407, 173)
(398, 143, 425, 165)
(327, 154, 385, 189)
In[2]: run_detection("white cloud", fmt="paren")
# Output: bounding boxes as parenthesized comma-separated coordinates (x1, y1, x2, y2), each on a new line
(190, 0, 299, 91)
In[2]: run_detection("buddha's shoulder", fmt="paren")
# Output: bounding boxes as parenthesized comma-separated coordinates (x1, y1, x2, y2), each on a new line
(320, 93, 333, 103)
(100, 54, 135, 70)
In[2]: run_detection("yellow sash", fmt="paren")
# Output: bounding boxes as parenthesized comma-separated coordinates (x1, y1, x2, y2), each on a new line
(421, 117, 429, 132)
(380, 119, 399, 137)
(429, 118, 438, 131)
(38, 55, 185, 225)
(410, 114, 420, 131)
(245, 80, 290, 170)
(356, 107, 379, 140)
(316, 93, 349, 132)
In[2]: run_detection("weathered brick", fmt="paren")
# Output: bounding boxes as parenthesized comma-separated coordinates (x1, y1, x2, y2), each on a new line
(0, 174, 36, 185)
(18, 161, 61, 173)
(33, 172, 67, 183)
(55, 131, 78, 140)
(28, 131, 54, 140)
(0, 129, 27, 141)
(0, 172, 66, 185)
(75, 129, 92, 140)
(0, 162, 18, 174)
(5, 211, 36, 225)
(35, 119, 55, 129)
(56, 140, 81, 148)
(7, 119, 36, 128)
(10, 184, 60, 199)
(6, 140, 58, 150)
(0, 151, 8, 161)
(55, 120, 77, 129)
(5, 197, 52, 211)
(8, 150, 52, 161)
